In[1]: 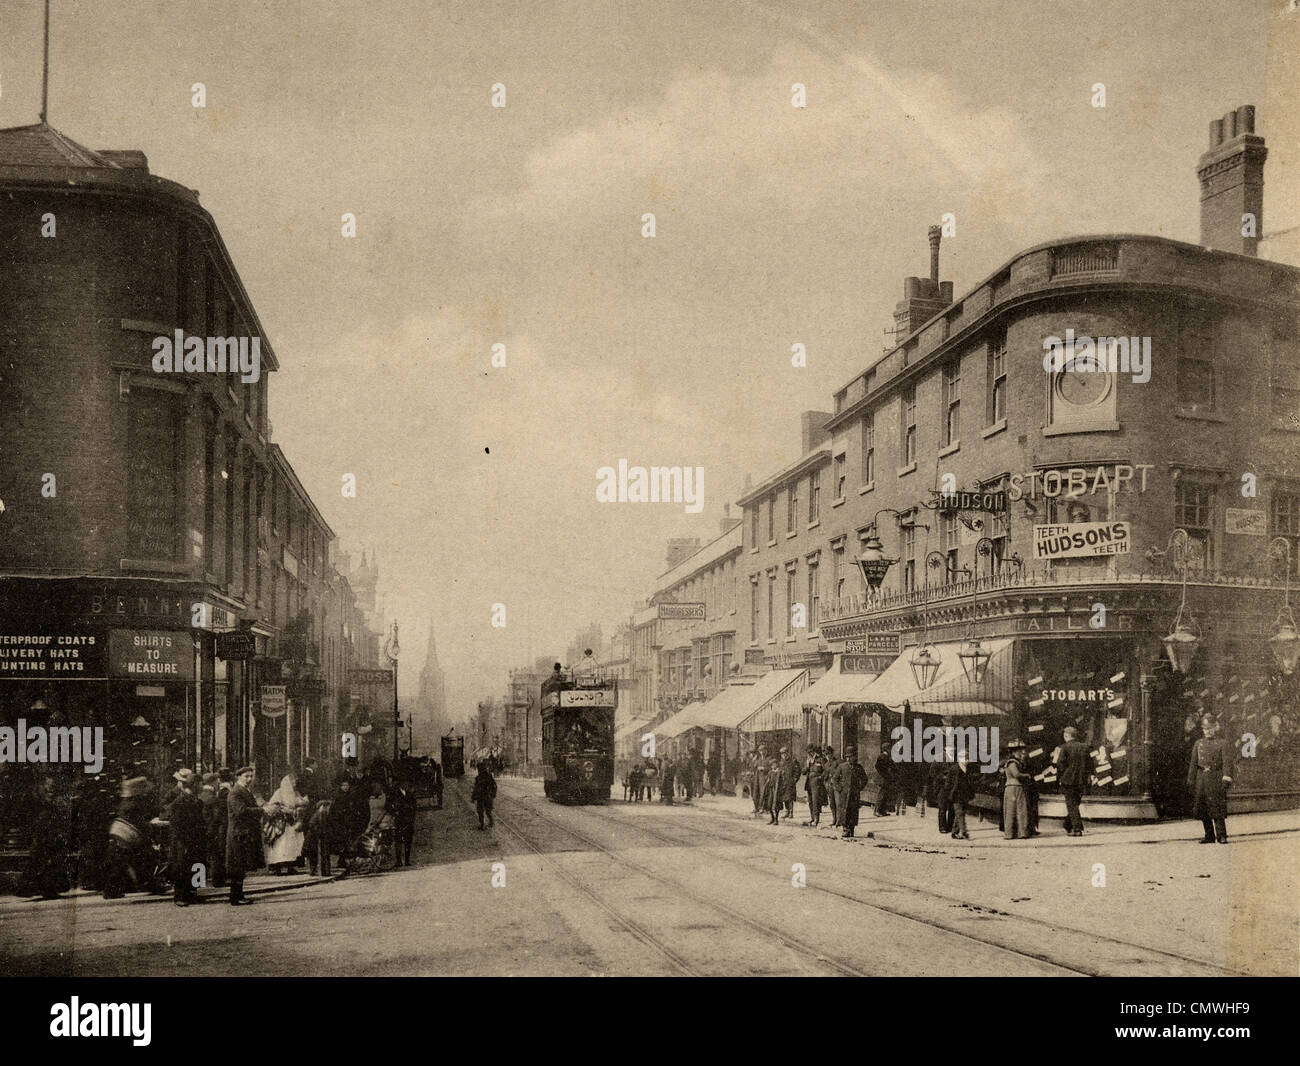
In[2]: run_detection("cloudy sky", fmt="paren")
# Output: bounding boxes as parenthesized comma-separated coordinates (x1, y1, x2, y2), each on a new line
(0, 0, 1270, 727)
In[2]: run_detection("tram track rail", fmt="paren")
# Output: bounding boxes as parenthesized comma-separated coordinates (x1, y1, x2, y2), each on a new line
(510, 786, 1237, 977)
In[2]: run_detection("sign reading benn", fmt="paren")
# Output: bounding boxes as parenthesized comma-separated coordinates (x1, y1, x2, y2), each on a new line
(658, 602, 705, 620)
(108, 629, 195, 680)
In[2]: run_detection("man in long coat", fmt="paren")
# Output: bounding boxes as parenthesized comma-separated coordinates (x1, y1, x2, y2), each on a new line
(804, 747, 826, 826)
(831, 746, 869, 837)
(1187, 714, 1233, 843)
(750, 750, 768, 817)
(1053, 727, 1090, 836)
(777, 746, 800, 819)
(823, 747, 841, 826)
(165, 769, 206, 906)
(226, 766, 262, 905)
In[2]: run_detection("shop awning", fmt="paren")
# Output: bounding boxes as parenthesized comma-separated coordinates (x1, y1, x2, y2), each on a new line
(655, 701, 709, 739)
(692, 669, 808, 731)
(801, 657, 879, 711)
(614, 716, 653, 742)
(853, 638, 1015, 718)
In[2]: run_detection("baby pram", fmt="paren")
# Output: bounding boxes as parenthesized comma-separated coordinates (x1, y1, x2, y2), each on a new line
(349, 812, 396, 875)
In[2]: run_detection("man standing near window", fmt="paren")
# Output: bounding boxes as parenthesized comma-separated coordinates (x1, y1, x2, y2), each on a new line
(1187, 715, 1233, 844)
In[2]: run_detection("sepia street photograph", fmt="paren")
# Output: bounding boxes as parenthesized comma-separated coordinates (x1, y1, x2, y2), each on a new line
(0, 0, 1297, 1026)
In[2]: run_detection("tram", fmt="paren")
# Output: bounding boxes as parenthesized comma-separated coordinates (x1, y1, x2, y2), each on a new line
(541, 651, 616, 803)
(441, 731, 465, 778)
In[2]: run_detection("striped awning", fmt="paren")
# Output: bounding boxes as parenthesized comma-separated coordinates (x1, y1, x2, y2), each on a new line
(802, 656, 879, 711)
(854, 638, 1015, 718)
(655, 701, 709, 739)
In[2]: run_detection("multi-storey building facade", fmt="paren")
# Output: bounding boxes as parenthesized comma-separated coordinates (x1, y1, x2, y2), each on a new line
(0, 122, 381, 878)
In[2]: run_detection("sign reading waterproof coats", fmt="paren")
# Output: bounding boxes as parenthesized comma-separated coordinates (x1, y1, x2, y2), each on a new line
(658, 602, 705, 620)
(1033, 522, 1130, 560)
(559, 688, 616, 707)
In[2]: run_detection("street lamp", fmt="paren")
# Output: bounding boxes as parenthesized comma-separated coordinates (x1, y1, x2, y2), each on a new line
(957, 538, 995, 685)
(384, 621, 401, 763)
(1153, 530, 1202, 674)
(910, 550, 960, 690)
(857, 509, 924, 595)
(1267, 537, 1300, 675)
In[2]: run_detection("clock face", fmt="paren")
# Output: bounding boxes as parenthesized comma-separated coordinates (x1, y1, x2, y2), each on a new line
(1056, 365, 1111, 407)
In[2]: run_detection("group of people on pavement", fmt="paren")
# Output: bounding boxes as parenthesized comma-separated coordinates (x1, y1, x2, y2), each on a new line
(621, 751, 727, 804)
(95, 755, 423, 907)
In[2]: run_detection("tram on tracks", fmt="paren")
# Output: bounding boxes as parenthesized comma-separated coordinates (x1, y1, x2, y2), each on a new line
(441, 731, 465, 778)
(541, 650, 616, 803)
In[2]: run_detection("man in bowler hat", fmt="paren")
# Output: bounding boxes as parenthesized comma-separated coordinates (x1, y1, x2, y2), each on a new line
(1188, 714, 1233, 843)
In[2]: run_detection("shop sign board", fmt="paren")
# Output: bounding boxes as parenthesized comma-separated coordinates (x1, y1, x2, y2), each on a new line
(841, 654, 891, 673)
(844, 634, 899, 654)
(1033, 522, 1130, 560)
(744, 647, 766, 665)
(261, 685, 288, 717)
(109, 629, 195, 680)
(658, 602, 705, 620)
(0, 632, 106, 678)
(350, 669, 394, 686)
(215, 630, 256, 660)
(1224, 508, 1266, 536)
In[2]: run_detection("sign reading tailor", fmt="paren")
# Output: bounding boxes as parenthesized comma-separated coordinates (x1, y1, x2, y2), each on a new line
(0, 634, 103, 676)
(559, 688, 616, 707)
(1033, 522, 1130, 560)
(658, 602, 705, 620)
(108, 630, 194, 679)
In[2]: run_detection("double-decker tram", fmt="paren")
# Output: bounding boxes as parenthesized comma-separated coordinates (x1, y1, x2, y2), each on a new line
(541, 651, 616, 803)
(441, 731, 465, 778)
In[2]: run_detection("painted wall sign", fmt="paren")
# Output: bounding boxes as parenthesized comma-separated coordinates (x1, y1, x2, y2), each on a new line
(1224, 508, 1267, 536)
(0, 633, 106, 678)
(658, 602, 706, 620)
(1033, 522, 1130, 559)
(1009, 465, 1154, 501)
(108, 629, 195, 680)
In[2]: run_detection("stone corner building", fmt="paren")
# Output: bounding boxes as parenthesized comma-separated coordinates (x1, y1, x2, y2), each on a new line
(0, 122, 384, 885)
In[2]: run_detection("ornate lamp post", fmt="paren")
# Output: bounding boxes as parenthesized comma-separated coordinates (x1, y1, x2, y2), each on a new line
(383, 621, 401, 763)
(957, 538, 995, 685)
(1149, 530, 1202, 674)
(1267, 537, 1300, 675)
(911, 551, 964, 690)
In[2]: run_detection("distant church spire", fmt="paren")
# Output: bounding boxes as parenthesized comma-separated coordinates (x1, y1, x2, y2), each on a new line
(40, 1, 51, 125)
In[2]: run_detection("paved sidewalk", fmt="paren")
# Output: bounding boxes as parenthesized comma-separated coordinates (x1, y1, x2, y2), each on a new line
(0, 868, 340, 916)
(625, 788, 1300, 847)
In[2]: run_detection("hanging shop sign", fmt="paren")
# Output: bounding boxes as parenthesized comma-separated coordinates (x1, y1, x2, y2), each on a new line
(215, 630, 256, 660)
(109, 629, 195, 680)
(1224, 508, 1267, 536)
(1032, 522, 1130, 559)
(290, 677, 327, 697)
(930, 489, 1007, 512)
(744, 647, 767, 665)
(0, 632, 107, 678)
(658, 602, 705, 620)
(191, 600, 238, 632)
(350, 669, 394, 686)
(260, 685, 288, 717)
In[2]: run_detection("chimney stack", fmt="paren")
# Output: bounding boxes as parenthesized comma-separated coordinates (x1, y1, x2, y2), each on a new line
(927, 224, 942, 283)
(892, 226, 954, 340)
(1197, 104, 1267, 256)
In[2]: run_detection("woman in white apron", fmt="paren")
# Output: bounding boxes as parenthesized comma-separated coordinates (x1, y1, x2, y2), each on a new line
(264, 771, 309, 873)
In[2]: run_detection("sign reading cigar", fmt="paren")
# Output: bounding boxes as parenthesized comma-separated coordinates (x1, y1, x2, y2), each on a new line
(658, 602, 705, 620)
(1033, 522, 1130, 559)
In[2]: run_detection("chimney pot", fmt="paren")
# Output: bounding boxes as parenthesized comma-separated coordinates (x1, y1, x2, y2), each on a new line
(1237, 104, 1255, 135)
(1210, 118, 1223, 147)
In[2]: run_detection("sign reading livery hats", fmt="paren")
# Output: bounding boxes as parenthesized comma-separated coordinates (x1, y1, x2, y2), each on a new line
(1033, 522, 1130, 560)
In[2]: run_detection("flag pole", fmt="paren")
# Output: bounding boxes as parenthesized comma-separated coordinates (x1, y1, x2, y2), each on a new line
(40, 0, 51, 124)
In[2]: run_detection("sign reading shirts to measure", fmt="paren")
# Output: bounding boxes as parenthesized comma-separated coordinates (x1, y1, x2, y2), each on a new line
(658, 603, 706, 620)
(1033, 522, 1131, 560)
(261, 685, 288, 717)
(1224, 508, 1267, 536)
(559, 688, 617, 707)
(108, 629, 195, 680)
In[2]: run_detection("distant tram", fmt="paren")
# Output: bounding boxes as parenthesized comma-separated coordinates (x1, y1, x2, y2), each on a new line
(441, 732, 465, 778)
(541, 651, 616, 803)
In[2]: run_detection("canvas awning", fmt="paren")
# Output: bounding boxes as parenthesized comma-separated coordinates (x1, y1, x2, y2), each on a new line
(801, 656, 879, 711)
(853, 638, 1015, 718)
(691, 669, 808, 731)
(655, 701, 709, 739)
(615, 716, 653, 742)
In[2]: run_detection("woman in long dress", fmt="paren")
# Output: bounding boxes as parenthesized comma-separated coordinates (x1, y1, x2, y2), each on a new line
(263, 771, 309, 873)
